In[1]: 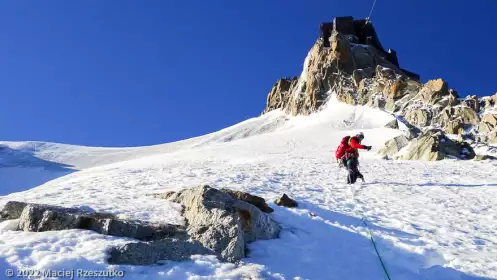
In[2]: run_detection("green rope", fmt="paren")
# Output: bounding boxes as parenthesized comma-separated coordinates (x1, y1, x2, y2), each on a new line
(361, 218, 392, 280)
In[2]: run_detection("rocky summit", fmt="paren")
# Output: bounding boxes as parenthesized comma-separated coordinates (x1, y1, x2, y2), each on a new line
(263, 16, 497, 160)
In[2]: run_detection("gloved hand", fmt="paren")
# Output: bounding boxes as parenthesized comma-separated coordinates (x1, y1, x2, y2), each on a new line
(365, 146, 372, 151)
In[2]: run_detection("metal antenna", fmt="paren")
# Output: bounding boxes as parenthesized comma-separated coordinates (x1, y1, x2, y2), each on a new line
(367, 0, 378, 21)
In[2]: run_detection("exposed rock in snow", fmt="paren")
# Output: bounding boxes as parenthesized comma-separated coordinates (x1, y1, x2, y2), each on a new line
(431, 106, 480, 135)
(1, 202, 184, 241)
(118, 185, 280, 265)
(404, 107, 432, 128)
(464, 95, 480, 112)
(474, 154, 497, 161)
(377, 135, 410, 158)
(488, 129, 497, 144)
(482, 92, 497, 109)
(448, 89, 460, 106)
(274, 194, 298, 208)
(0, 201, 27, 222)
(352, 67, 374, 87)
(108, 238, 212, 265)
(160, 185, 280, 262)
(417, 79, 449, 106)
(264, 78, 299, 114)
(400, 129, 475, 161)
(0, 186, 281, 266)
(480, 113, 497, 133)
(384, 119, 399, 129)
(220, 189, 274, 213)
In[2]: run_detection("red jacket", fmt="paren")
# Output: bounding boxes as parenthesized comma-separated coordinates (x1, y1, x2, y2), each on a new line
(336, 136, 366, 160)
(347, 136, 366, 151)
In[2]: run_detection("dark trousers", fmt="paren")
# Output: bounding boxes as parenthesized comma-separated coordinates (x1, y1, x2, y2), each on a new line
(342, 157, 364, 184)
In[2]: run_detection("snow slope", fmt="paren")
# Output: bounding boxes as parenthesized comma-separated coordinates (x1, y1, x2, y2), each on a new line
(1, 98, 496, 280)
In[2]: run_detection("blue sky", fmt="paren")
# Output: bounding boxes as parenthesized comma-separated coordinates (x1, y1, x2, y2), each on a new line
(1, 0, 496, 147)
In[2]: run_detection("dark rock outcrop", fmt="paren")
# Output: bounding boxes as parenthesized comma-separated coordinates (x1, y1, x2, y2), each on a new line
(275, 194, 298, 208)
(220, 189, 274, 213)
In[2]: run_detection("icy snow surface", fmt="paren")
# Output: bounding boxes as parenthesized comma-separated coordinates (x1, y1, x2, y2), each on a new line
(1, 98, 496, 279)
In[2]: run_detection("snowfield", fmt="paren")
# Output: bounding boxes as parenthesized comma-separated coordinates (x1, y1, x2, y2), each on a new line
(1, 98, 496, 279)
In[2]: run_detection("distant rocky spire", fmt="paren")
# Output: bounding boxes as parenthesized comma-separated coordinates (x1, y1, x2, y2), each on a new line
(263, 16, 497, 150)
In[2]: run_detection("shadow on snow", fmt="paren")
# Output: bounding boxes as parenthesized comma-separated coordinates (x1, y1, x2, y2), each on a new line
(246, 202, 493, 280)
(0, 146, 76, 196)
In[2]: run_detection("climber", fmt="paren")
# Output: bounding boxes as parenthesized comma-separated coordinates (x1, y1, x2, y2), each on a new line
(335, 132, 372, 184)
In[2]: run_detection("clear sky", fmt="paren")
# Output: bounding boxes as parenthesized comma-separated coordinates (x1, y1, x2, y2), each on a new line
(1, 0, 496, 147)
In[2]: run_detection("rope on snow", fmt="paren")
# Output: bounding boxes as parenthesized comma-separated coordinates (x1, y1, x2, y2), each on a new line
(352, 183, 393, 280)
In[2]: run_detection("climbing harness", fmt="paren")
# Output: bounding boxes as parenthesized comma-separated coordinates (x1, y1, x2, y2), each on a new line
(352, 184, 393, 280)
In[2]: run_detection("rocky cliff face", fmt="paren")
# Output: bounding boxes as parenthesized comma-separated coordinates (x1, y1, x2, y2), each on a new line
(263, 16, 497, 159)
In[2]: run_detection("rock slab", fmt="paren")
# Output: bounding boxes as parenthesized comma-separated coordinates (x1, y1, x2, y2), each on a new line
(377, 135, 410, 158)
(1, 202, 184, 241)
(400, 129, 475, 161)
(1, 186, 281, 265)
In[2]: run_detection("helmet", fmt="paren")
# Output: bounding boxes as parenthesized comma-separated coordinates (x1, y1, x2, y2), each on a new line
(356, 132, 364, 142)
